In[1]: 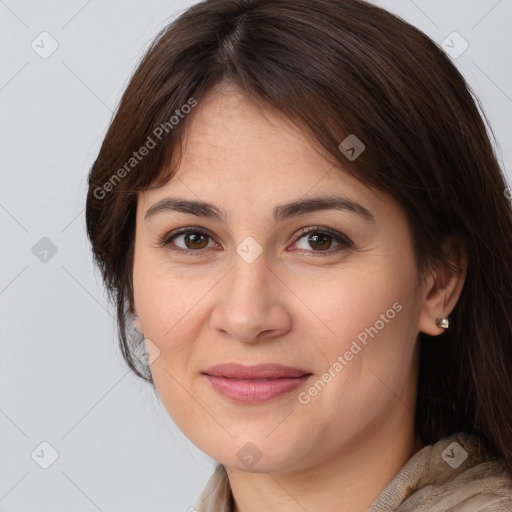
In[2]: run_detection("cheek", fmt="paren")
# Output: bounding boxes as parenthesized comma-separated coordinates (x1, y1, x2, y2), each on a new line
(311, 259, 421, 406)
(133, 252, 199, 336)
(304, 263, 420, 416)
(134, 270, 203, 424)
(132, 257, 217, 404)
(306, 256, 417, 349)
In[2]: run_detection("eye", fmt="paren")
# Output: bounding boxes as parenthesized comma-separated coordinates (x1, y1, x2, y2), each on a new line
(290, 226, 353, 256)
(159, 225, 353, 257)
(160, 227, 217, 255)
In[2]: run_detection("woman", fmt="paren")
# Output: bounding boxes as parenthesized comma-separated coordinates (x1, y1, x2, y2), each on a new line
(85, 0, 512, 510)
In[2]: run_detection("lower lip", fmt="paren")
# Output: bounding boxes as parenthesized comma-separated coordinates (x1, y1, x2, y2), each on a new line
(204, 375, 311, 403)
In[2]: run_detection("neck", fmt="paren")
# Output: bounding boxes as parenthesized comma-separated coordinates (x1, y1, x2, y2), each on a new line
(226, 414, 423, 512)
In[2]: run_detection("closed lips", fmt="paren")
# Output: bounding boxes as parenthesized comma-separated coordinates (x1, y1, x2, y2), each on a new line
(202, 363, 313, 403)
(202, 363, 312, 380)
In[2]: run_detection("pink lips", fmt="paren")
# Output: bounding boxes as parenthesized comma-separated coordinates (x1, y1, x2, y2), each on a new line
(202, 363, 312, 403)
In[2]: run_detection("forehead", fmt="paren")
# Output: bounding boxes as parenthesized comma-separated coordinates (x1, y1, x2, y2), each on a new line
(137, 85, 396, 225)
(180, 86, 322, 173)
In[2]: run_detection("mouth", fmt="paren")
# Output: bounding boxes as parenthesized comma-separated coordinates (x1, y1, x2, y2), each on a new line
(202, 363, 313, 403)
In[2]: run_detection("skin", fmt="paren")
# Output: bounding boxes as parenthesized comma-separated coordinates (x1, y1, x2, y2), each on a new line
(132, 83, 467, 512)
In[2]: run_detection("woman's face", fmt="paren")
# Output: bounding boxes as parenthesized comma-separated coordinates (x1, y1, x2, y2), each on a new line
(132, 85, 427, 473)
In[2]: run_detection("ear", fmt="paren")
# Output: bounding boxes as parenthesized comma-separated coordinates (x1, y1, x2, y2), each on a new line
(134, 316, 144, 334)
(418, 235, 468, 336)
(132, 307, 144, 334)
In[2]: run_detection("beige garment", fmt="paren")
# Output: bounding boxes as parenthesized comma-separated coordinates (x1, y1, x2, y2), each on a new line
(195, 432, 512, 511)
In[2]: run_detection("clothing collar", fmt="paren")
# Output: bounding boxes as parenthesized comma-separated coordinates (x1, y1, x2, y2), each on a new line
(194, 433, 512, 511)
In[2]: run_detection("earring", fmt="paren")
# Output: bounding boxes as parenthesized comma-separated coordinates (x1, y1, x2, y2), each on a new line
(435, 317, 449, 329)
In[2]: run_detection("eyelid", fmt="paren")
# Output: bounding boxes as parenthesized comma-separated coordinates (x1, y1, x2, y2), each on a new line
(159, 225, 353, 255)
(159, 226, 218, 253)
(291, 225, 353, 249)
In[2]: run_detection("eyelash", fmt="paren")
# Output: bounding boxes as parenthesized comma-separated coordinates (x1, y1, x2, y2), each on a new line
(159, 226, 353, 257)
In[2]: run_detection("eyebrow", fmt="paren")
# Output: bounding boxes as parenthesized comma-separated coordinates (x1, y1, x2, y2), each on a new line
(144, 195, 375, 224)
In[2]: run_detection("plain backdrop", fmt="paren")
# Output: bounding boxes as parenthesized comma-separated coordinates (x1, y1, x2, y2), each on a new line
(1, 0, 511, 510)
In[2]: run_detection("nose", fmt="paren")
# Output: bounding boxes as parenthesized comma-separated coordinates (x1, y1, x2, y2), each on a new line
(209, 250, 292, 343)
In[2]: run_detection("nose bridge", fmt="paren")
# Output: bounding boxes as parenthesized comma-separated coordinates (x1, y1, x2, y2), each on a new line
(226, 246, 272, 315)
(210, 242, 291, 341)
(226, 231, 271, 300)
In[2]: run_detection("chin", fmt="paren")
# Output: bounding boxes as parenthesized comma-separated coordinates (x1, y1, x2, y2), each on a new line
(201, 435, 308, 474)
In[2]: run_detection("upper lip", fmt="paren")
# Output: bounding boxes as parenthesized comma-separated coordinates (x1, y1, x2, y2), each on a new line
(203, 363, 311, 380)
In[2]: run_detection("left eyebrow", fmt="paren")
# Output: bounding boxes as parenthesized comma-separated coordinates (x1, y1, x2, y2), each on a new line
(273, 195, 375, 223)
(144, 195, 375, 224)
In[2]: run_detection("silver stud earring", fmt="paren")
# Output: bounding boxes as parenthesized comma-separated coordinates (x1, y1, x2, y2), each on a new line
(435, 317, 449, 329)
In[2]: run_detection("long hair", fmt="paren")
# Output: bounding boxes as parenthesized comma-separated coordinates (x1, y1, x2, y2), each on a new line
(85, 0, 512, 469)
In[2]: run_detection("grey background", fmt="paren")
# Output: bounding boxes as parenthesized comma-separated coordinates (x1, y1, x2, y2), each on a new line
(1, 0, 510, 511)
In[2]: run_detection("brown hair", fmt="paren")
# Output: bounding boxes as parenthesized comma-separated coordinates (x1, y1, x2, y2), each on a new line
(85, 0, 512, 469)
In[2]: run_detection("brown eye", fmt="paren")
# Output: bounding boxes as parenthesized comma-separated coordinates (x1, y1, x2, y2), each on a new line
(292, 226, 352, 256)
(161, 228, 215, 254)
(306, 233, 334, 251)
(160, 226, 351, 257)
(181, 232, 210, 250)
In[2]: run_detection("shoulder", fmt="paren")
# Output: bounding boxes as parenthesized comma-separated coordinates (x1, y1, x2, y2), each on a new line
(370, 432, 512, 512)
(194, 463, 232, 512)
